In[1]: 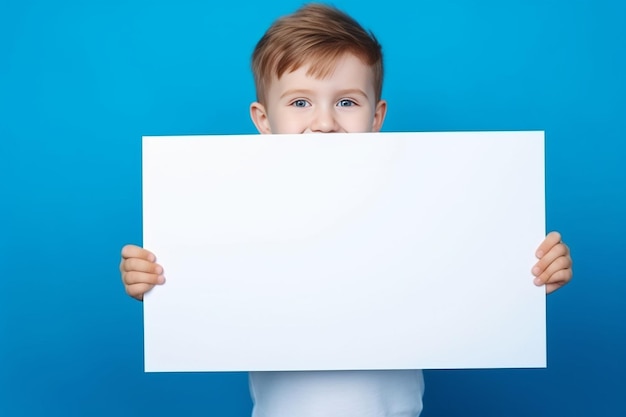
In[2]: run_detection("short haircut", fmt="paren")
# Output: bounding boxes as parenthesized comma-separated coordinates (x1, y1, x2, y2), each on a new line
(252, 3, 384, 105)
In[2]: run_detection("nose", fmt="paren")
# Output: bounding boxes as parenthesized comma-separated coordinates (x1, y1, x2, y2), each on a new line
(309, 106, 339, 133)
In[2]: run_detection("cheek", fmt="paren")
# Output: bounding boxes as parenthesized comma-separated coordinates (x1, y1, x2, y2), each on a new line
(272, 111, 308, 134)
(343, 112, 375, 133)
(271, 111, 307, 134)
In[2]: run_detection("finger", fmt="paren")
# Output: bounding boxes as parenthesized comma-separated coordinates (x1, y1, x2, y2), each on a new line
(532, 242, 569, 276)
(533, 255, 572, 286)
(121, 257, 163, 275)
(545, 269, 573, 294)
(125, 283, 156, 301)
(535, 231, 562, 258)
(121, 244, 156, 262)
(123, 270, 165, 286)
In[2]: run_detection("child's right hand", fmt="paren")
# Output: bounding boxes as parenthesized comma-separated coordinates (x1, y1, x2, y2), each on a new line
(119, 245, 165, 301)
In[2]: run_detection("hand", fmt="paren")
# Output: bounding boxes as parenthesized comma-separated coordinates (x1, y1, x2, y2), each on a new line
(119, 245, 165, 301)
(532, 231, 573, 294)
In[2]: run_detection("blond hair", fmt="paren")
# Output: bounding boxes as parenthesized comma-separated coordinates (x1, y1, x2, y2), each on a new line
(252, 3, 384, 104)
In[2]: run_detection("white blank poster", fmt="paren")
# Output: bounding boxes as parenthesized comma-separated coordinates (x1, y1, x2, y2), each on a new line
(142, 131, 546, 372)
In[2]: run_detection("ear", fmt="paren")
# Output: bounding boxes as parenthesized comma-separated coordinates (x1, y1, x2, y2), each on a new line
(250, 102, 272, 134)
(371, 99, 388, 132)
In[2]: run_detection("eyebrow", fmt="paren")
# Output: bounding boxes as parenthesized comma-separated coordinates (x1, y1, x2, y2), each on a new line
(279, 88, 369, 99)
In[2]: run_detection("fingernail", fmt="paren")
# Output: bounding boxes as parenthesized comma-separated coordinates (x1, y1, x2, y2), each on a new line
(157, 275, 166, 284)
(532, 266, 540, 275)
(536, 250, 544, 258)
(534, 277, 542, 286)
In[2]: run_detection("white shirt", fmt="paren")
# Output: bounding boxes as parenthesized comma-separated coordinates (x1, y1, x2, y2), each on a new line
(249, 370, 424, 417)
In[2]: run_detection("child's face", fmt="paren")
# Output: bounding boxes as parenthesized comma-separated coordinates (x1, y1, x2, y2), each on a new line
(250, 53, 387, 134)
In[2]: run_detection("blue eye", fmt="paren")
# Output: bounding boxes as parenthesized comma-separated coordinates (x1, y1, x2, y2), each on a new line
(292, 99, 309, 107)
(338, 99, 356, 107)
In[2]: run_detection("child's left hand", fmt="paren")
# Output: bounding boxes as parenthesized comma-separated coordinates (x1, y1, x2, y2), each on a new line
(532, 231, 573, 294)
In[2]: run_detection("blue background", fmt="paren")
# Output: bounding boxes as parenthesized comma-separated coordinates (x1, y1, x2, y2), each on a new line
(2, 0, 625, 416)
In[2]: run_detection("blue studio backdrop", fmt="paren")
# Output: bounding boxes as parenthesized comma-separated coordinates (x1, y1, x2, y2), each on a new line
(2, 0, 625, 416)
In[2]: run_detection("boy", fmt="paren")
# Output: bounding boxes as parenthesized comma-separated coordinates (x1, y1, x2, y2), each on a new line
(120, 4, 573, 417)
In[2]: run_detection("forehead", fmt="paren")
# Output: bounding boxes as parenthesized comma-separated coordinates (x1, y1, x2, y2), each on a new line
(271, 53, 376, 92)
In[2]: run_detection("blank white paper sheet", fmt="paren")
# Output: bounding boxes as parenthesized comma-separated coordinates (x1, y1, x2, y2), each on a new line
(142, 131, 546, 372)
